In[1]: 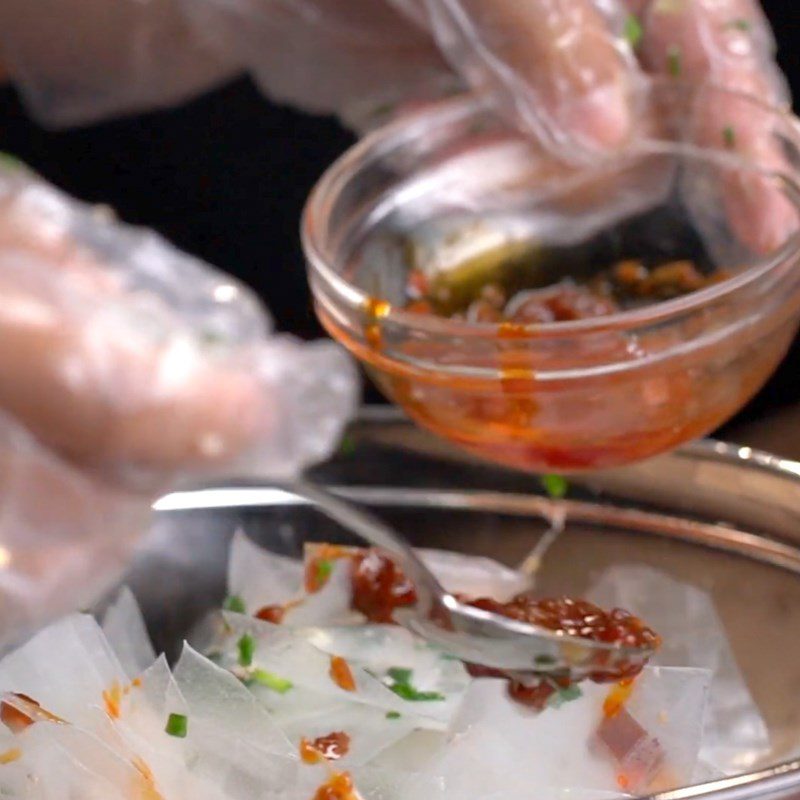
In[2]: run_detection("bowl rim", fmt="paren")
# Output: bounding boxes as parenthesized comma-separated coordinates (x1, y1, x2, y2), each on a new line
(302, 87, 800, 341)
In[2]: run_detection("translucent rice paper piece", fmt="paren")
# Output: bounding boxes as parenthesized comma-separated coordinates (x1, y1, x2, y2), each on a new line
(0, 614, 127, 729)
(418, 548, 530, 601)
(173, 643, 294, 758)
(217, 617, 452, 730)
(447, 666, 709, 795)
(284, 559, 362, 627)
(304, 624, 470, 712)
(279, 701, 419, 767)
(692, 759, 728, 784)
(415, 722, 537, 800)
(17, 722, 136, 800)
(172, 645, 305, 799)
(118, 654, 190, 754)
(353, 764, 447, 800)
(611, 666, 711, 793)
(227, 529, 303, 613)
(588, 565, 770, 773)
(371, 729, 448, 773)
(101, 586, 157, 679)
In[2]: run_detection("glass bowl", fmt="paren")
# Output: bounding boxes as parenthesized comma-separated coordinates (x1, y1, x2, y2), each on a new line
(121, 407, 800, 800)
(302, 84, 800, 472)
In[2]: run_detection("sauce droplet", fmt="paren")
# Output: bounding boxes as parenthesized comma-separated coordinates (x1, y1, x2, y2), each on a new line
(312, 771, 359, 800)
(329, 656, 356, 692)
(103, 683, 123, 719)
(310, 731, 350, 761)
(603, 678, 635, 719)
(300, 738, 327, 765)
(255, 605, 285, 624)
(0, 748, 21, 765)
(364, 297, 391, 351)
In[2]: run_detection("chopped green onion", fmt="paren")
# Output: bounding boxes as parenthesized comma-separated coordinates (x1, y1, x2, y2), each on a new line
(389, 683, 445, 702)
(623, 14, 643, 48)
(339, 435, 356, 456)
(726, 18, 750, 31)
(237, 633, 256, 667)
(722, 125, 736, 149)
(541, 474, 568, 499)
(223, 595, 246, 614)
(386, 666, 444, 702)
(386, 711, 402, 720)
(165, 713, 188, 738)
(547, 684, 583, 709)
(251, 669, 293, 694)
(667, 45, 682, 78)
(0, 152, 22, 171)
(316, 559, 334, 584)
(387, 667, 413, 685)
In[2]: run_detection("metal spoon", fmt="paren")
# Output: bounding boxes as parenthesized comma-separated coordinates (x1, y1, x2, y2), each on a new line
(155, 479, 654, 680)
(290, 480, 653, 681)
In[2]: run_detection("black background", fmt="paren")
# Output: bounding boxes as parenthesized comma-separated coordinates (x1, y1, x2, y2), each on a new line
(1, 2, 799, 422)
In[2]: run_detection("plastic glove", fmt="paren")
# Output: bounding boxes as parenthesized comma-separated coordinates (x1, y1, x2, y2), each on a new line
(0, 1, 787, 147)
(1, 0, 795, 252)
(0, 156, 358, 647)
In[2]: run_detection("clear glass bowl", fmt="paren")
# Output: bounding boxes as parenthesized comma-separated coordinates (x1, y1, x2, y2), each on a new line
(129, 407, 800, 800)
(303, 85, 800, 472)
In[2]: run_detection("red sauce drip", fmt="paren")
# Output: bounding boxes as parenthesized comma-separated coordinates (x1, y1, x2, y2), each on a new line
(351, 550, 418, 624)
(311, 731, 351, 761)
(329, 656, 356, 692)
(305, 546, 417, 623)
(312, 772, 358, 800)
(364, 297, 391, 351)
(603, 679, 636, 718)
(0, 693, 63, 733)
(300, 738, 326, 765)
(255, 605, 285, 624)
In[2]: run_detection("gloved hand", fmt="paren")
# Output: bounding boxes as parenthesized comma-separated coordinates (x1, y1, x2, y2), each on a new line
(0, 156, 357, 646)
(0, 1, 787, 146)
(0, 0, 795, 251)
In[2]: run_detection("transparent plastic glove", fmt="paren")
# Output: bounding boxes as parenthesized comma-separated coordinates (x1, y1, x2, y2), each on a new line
(0, 157, 358, 647)
(0, 0, 239, 127)
(0, 1, 787, 147)
(178, 0, 798, 252)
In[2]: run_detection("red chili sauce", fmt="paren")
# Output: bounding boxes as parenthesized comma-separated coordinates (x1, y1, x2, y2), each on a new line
(304, 547, 418, 624)
(464, 595, 660, 708)
(286, 546, 658, 710)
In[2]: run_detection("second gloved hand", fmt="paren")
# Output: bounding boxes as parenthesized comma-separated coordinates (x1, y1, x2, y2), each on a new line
(0, 156, 358, 647)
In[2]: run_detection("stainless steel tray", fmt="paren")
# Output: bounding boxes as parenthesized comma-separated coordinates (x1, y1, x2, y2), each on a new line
(122, 407, 800, 800)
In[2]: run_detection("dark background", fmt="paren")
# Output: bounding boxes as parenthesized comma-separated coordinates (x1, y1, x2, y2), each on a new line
(1, 3, 799, 422)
